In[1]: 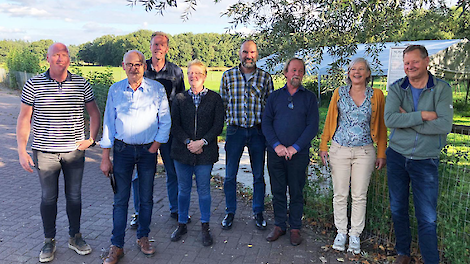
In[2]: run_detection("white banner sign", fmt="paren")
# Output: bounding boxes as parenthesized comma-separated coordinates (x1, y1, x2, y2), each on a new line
(387, 47, 406, 90)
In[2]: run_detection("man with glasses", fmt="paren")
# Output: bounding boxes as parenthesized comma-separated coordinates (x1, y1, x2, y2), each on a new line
(100, 50, 171, 264)
(129, 31, 185, 228)
(220, 40, 274, 230)
(262, 58, 319, 246)
(17, 42, 100, 263)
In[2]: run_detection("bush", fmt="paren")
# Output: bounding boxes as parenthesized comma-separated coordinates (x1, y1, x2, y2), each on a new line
(6, 47, 44, 89)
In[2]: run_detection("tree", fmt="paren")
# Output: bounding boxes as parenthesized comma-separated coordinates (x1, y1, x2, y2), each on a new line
(129, 0, 468, 88)
(6, 47, 42, 73)
(30, 39, 54, 60)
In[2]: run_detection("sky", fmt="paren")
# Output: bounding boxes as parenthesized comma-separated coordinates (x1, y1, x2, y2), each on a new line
(0, 0, 246, 46)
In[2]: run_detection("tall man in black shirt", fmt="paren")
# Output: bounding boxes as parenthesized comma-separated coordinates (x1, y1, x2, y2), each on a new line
(129, 32, 185, 228)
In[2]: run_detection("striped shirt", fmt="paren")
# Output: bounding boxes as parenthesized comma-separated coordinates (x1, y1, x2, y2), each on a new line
(219, 65, 274, 128)
(21, 70, 95, 152)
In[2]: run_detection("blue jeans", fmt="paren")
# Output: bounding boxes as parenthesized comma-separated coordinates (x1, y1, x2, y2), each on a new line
(160, 135, 178, 213)
(386, 147, 439, 264)
(132, 171, 140, 215)
(33, 149, 85, 238)
(224, 125, 266, 215)
(111, 140, 156, 248)
(131, 135, 177, 215)
(174, 161, 213, 224)
(267, 151, 308, 230)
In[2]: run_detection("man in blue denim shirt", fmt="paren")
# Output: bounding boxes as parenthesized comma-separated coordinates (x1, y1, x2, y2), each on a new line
(99, 50, 171, 264)
(384, 45, 453, 264)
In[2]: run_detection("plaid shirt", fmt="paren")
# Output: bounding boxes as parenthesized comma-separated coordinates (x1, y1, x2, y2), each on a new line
(219, 65, 274, 128)
(188, 87, 208, 108)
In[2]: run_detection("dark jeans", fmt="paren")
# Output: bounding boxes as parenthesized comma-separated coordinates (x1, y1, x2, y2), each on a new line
(267, 151, 309, 230)
(224, 125, 266, 215)
(386, 147, 439, 264)
(131, 135, 177, 215)
(33, 149, 85, 238)
(111, 140, 156, 248)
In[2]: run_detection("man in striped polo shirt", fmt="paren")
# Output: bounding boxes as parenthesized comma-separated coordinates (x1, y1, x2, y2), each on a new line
(16, 42, 101, 263)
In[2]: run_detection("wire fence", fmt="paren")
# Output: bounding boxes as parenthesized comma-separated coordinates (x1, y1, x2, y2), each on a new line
(363, 130, 470, 263)
(0, 69, 40, 90)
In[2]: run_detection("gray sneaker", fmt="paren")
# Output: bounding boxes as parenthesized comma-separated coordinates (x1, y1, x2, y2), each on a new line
(39, 238, 56, 263)
(68, 233, 92, 255)
(332, 233, 347, 251)
(347, 236, 361, 254)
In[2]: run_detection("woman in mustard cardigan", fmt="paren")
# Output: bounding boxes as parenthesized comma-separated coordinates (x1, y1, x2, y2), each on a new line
(319, 58, 387, 254)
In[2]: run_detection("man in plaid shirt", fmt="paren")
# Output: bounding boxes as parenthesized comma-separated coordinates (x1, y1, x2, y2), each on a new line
(220, 40, 274, 231)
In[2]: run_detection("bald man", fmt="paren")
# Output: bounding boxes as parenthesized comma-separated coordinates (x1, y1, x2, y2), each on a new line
(17, 42, 100, 262)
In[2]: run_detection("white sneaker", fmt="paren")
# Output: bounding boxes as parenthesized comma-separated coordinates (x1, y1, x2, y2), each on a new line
(347, 236, 361, 254)
(332, 233, 347, 251)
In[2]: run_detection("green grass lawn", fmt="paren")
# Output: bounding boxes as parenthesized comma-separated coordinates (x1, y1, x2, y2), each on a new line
(72, 65, 286, 92)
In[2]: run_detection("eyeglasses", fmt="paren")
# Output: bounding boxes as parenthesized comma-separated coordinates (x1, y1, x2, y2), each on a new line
(288, 96, 294, 109)
(188, 72, 205, 77)
(125, 63, 143, 68)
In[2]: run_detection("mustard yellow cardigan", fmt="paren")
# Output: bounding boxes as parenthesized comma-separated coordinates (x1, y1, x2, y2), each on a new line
(319, 87, 387, 159)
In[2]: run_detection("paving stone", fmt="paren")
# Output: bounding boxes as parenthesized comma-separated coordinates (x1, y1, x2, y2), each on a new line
(0, 85, 355, 263)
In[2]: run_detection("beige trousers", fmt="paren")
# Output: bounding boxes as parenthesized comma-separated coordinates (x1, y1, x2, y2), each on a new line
(329, 141, 376, 237)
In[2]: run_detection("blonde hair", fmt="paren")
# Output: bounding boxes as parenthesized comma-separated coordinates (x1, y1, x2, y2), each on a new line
(187, 59, 207, 76)
(151, 31, 170, 46)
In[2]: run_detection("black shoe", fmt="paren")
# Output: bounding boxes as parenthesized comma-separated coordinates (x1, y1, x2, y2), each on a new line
(170, 212, 191, 223)
(201, 223, 213, 247)
(170, 224, 187, 242)
(254, 212, 267, 230)
(221, 213, 234, 230)
(130, 214, 138, 229)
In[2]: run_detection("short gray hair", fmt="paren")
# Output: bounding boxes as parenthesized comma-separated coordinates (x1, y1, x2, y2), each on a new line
(345, 57, 371, 85)
(123, 50, 145, 64)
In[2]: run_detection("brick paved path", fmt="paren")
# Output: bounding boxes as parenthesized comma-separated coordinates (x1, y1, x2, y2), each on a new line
(0, 86, 353, 264)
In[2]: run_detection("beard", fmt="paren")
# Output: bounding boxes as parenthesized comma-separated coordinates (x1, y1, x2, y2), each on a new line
(242, 58, 256, 69)
(290, 77, 301, 88)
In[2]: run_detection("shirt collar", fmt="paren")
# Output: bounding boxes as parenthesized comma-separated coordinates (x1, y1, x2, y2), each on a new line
(45, 69, 72, 82)
(400, 71, 435, 90)
(188, 87, 208, 96)
(281, 84, 306, 94)
(127, 77, 146, 91)
(150, 59, 167, 73)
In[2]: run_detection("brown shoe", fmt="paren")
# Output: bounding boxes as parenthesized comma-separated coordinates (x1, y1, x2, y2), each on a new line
(290, 229, 302, 246)
(103, 245, 124, 264)
(136, 237, 155, 255)
(266, 226, 286, 242)
(393, 255, 411, 264)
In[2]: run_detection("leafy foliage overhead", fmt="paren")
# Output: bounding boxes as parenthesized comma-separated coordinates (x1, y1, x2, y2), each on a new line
(128, 0, 469, 81)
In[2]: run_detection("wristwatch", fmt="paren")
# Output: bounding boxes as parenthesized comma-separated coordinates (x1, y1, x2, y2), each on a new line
(184, 138, 191, 145)
(89, 138, 96, 147)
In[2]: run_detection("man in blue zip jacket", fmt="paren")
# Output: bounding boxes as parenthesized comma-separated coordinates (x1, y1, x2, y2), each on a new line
(384, 45, 453, 264)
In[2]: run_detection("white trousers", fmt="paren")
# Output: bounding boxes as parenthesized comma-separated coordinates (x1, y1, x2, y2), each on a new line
(329, 141, 376, 237)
